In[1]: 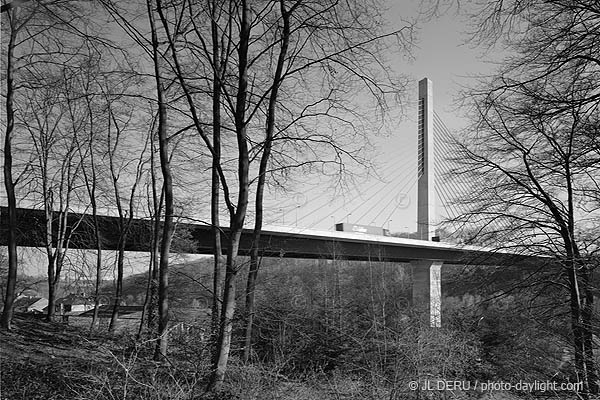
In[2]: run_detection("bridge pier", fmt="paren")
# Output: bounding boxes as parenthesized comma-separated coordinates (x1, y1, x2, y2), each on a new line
(411, 260, 442, 327)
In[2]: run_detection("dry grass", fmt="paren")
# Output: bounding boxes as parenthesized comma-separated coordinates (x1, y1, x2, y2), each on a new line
(0, 315, 390, 400)
(0, 315, 581, 400)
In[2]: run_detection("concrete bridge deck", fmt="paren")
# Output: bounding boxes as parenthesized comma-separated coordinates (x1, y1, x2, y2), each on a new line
(1, 207, 547, 267)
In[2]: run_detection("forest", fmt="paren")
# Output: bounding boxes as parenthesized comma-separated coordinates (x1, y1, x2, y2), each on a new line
(1, 0, 599, 399)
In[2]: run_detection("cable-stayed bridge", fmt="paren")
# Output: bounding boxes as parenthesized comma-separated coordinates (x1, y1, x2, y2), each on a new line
(0, 79, 549, 327)
(266, 78, 472, 242)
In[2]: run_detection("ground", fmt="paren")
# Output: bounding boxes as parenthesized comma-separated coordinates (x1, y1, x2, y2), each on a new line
(0, 315, 116, 400)
(0, 315, 589, 400)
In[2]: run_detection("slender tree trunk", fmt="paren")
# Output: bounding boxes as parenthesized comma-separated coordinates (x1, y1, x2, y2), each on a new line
(106, 110, 125, 333)
(565, 246, 598, 396)
(47, 262, 57, 321)
(44, 214, 72, 322)
(209, 233, 243, 390)
(568, 263, 586, 385)
(1, 8, 18, 331)
(89, 209, 102, 332)
(138, 255, 152, 339)
(138, 230, 159, 339)
(43, 179, 74, 322)
(148, 0, 175, 360)
(155, 136, 174, 359)
(243, 0, 292, 362)
(243, 250, 259, 363)
(45, 228, 59, 322)
(210, 0, 223, 342)
(208, 0, 251, 389)
(44, 198, 56, 321)
(140, 135, 163, 338)
(575, 258, 598, 395)
(582, 268, 598, 394)
(147, 191, 162, 335)
(73, 88, 102, 334)
(566, 156, 597, 395)
(139, 221, 160, 338)
(138, 183, 159, 339)
(109, 242, 126, 332)
(148, 248, 160, 332)
(106, 97, 147, 334)
(106, 150, 126, 333)
(210, 139, 223, 351)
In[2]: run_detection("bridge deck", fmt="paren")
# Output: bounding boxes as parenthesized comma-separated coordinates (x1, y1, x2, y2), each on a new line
(1, 207, 548, 266)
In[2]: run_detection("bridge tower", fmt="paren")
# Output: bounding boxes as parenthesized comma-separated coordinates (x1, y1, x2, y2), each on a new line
(412, 78, 441, 327)
(416, 78, 436, 241)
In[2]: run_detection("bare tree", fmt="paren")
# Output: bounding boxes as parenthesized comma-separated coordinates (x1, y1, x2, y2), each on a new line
(1, 0, 127, 328)
(145, 0, 176, 360)
(96, 0, 180, 357)
(208, 0, 226, 349)
(21, 65, 91, 321)
(0, 0, 21, 330)
(104, 89, 149, 333)
(147, 0, 412, 389)
(421, 0, 600, 394)
(95, 0, 410, 375)
(239, 0, 413, 366)
(242, 0, 296, 363)
(138, 118, 164, 339)
(422, 0, 600, 112)
(448, 71, 600, 393)
(76, 84, 105, 332)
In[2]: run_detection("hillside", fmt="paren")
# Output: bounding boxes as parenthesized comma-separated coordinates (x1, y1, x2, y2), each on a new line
(2, 258, 588, 399)
(109, 258, 215, 308)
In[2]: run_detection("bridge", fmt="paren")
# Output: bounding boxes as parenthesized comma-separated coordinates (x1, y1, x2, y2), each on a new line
(0, 79, 550, 327)
(0, 206, 547, 327)
(0, 206, 541, 265)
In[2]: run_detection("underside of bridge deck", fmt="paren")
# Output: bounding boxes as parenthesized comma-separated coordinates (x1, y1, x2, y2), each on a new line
(1, 207, 548, 267)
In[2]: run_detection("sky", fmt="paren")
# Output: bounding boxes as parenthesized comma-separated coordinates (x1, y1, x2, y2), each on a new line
(263, 1, 499, 234)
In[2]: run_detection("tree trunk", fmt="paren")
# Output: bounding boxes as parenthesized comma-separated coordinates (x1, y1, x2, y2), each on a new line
(155, 212, 173, 360)
(580, 262, 598, 394)
(566, 251, 598, 396)
(139, 240, 159, 338)
(42, 187, 72, 322)
(1, 8, 18, 331)
(47, 263, 57, 321)
(147, 217, 161, 335)
(109, 243, 126, 333)
(139, 215, 159, 338)
(89, 212, 102, 333)
(243, 0, 291, 362)
(243, 249, 260, 363)
(210, 0, 223, 343)
(208, 233, 243, 390)
(140, 136, 163, 338)
(149, 0, 175, 361)
(208, 0, 251, 387)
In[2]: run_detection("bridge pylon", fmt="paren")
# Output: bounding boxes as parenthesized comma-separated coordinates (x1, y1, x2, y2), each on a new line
(413, 78, 442, 327)
(416, 78, 437, 241)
